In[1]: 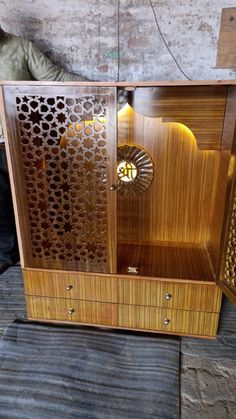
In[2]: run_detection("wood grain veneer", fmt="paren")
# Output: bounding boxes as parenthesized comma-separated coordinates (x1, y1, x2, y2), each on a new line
(118, 105, 220, 245)
(2, 81, 236, 336)
(129, 86, 227, 149)
(26, 296, 118, 326)
(118, 278, 221, 312)
(216, 8, 236, 69)
(24, 270, 118, 302)
(207, 152, 231, 274)
(221, 86, 236, 150)
(118, 305, 219, 337)
(23, 269, 221, 312)
(26, 296, 71, 322)
(25, 295, 219, 336)
(117, 242, 214, 281)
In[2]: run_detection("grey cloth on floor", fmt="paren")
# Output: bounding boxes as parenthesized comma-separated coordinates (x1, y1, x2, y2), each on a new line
(0, 266, 26, 333)
(0, 322, 180, 419)
(181, 296, 236, 361)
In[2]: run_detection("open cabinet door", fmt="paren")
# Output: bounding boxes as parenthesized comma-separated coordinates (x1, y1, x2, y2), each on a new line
(1, 83, 117, 274)
(218, 149, 236, 304)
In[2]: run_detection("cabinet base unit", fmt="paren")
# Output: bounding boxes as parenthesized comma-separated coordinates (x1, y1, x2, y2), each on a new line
(1, 80, 236, 337)
(23, 269, 222, 337)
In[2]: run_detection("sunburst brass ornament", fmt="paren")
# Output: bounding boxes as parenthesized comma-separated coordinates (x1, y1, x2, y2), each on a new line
(116, 145, 154, 196)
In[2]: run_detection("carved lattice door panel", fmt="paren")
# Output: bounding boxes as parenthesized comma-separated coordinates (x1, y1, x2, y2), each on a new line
(218, 166, 236, 303)
(2, 85, 116, 273)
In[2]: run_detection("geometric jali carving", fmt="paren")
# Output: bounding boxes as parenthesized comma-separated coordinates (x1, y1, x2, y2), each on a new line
(222, 192, 236, 291)
(16, 93, 110, 272)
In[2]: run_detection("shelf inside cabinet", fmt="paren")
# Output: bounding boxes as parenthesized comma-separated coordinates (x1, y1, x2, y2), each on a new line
(117, 242, 215, 281)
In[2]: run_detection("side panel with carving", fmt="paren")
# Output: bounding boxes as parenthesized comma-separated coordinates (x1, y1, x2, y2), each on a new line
(218, 161, 236, 303)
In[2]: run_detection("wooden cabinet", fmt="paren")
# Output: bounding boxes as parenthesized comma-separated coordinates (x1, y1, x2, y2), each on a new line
(1, 80, 236, 337)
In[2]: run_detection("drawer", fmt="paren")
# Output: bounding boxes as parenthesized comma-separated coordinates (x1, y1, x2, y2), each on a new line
(25, 296, 219, 337)
(118, 278, 222, 312)
(118, 305, 219, 337)
(23, 270, 118, 303)
(26, 296, 118, 326)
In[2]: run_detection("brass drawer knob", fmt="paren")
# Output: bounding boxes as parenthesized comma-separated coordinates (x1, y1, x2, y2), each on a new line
(110, 184, 117, 191)
(68, 308, 75, 315)
(66, 285, 73, 291)
(164, 318, 170, 326)
(164, 293, 172, 301)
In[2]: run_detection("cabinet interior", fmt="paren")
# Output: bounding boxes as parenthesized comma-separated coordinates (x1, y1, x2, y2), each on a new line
(116, 87, 232, 282)
(2, 83, 234, 285)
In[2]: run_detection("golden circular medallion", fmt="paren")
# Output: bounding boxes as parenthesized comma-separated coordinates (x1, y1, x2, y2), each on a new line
(117, 145, 154, 196)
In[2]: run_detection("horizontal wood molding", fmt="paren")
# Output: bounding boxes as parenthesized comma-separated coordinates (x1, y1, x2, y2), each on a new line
(23, 267, 216, 284)
(1, 80, 236, 87)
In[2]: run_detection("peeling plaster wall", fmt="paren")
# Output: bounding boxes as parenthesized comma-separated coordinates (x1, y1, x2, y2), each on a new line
(0, 0, 236, 81)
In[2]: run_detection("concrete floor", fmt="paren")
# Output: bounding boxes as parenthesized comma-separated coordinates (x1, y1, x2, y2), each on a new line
(181, 297, 236, 418)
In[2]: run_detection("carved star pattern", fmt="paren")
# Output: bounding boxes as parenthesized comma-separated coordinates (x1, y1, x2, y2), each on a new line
(29, 110, 43, 125)
(64, 222, 73, 232)
(33, 136, 44, 147)
(61, 182, 70, 192)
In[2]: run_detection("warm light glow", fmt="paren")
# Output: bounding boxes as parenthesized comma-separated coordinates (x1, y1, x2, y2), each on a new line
(117, 160, 138, 183)
(69, 117, 106, 129)
(176, 123, 196, 139)
(166, 122, 198, 147)
(228, 155, 236, 178)
(117, 102, 132, 117)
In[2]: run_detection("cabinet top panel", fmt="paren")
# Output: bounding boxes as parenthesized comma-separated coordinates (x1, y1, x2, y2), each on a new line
(1, 80, 236, 87)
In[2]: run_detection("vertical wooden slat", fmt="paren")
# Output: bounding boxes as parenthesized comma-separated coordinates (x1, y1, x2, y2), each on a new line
(216, 8, 236, 69)
(0, 85, 30, 268)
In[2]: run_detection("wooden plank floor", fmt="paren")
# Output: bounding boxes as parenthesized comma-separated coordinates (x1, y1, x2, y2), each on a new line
(0, 265, 26, 336)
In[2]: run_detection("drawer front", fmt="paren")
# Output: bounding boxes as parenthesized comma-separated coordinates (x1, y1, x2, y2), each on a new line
(25, 296, 219, 337)
(26, 296, 118, 326)
(23, 270, 118, 302)
(26, 296, 72, 322)
(118, 305, 219, 337)
(119, 278, 222, 312)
